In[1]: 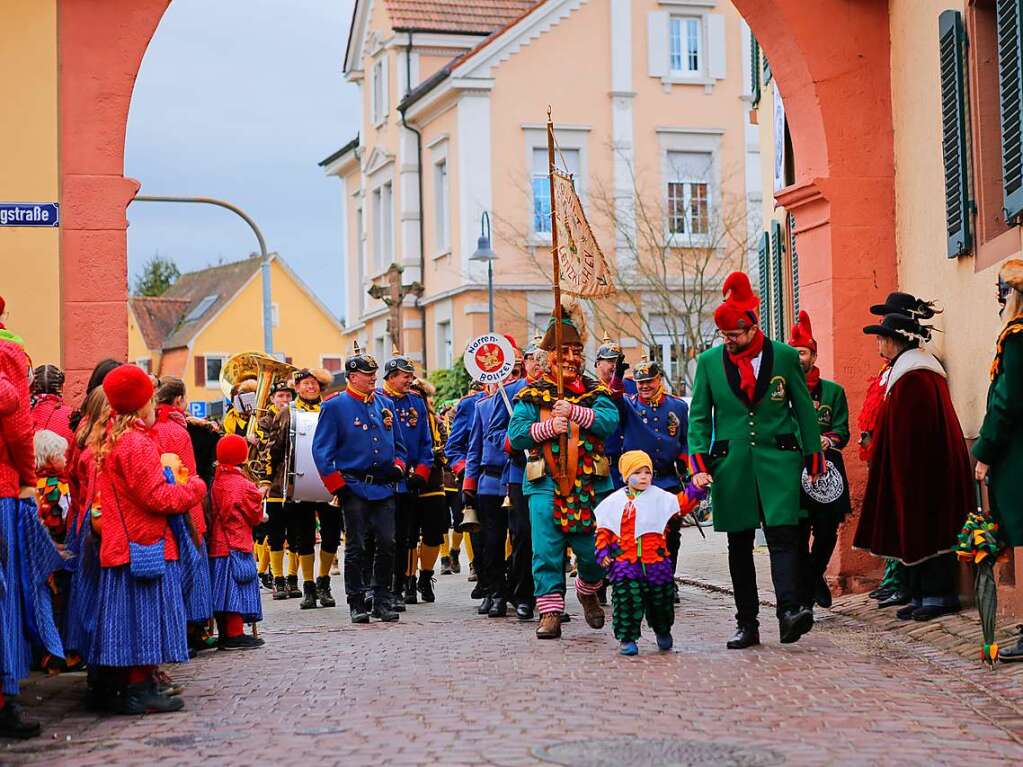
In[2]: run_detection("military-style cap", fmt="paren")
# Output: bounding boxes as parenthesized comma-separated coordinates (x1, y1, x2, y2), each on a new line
(346, 340, 379, 374)
(270, 379, 295, 397)
(632, 357, 662, 382)
(524, 333, 543, 358)
(384, 343, 416, 377)
(596, 333, 623, 360)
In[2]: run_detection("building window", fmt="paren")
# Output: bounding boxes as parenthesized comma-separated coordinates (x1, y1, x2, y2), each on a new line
(271, 303, 280, 328)
(204, 355, 226, 389)
(374, 335, 386, 364)
(530, 311, 550, 336)
(669, 17, 702, 75)
(373, 182, 393, 269)
(434, 159, 449, 252)
(531, 147, 580, 234)
(185, 294, 218, 323)
(135, 358, 152, 374)
(666, 150, 712, 236)
(372, 57, 387, 125)
(356, 205, 365, 311)
(436, 320, 452, 368)
(321, 356, 343, 373)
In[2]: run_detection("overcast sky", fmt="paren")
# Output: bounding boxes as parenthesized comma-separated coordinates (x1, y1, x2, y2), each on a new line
(125, 0, 359, 316)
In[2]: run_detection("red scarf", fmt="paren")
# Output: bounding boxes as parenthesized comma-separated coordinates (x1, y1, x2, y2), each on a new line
(805, 366, 821, 393)
(726, 329, 765, 401)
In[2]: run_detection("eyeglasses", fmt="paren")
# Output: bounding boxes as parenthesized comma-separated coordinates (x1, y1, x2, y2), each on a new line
(717, 328, 752, 341)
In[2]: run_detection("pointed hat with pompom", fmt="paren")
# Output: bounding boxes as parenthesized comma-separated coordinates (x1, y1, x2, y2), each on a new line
(788, 310, 817, 353)
(713, 272, 760, 331)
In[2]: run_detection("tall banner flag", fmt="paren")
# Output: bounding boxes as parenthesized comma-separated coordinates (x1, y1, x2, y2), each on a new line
(551, 170, 616, 297)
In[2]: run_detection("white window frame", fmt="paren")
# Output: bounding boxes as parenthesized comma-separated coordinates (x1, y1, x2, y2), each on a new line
(204, 354, 228, 390)
(666, 175, 710, 238)
(372, 56, 388, 127)
(372, 181, 393, 271)
(436, 320, 452, 368)
(669, 16, 703, 77)
(658, 129, 721, 248)
(355, 202, 366, 313)
(271, 302, 280, 328)
(434, 158, 450, 255)
(522, 125, 589, 245)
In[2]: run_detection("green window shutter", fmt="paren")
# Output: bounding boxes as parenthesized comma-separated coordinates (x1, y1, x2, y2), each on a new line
(751, 34, 761, 108)
(762, 47, 772, 85)
(757, 231, 770, 330)
(788, 213, 799, 316)
(770, 220, 785, 339)
(998, 0, 1023, 221)
(939, 10, 972, 256)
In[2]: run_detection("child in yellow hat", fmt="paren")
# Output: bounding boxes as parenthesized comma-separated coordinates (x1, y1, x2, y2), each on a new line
(594, 450, 705, 656)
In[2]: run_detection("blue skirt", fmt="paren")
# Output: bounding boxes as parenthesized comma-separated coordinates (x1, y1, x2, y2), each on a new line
(63, 512, 101, 659)
(170, 514, 212, 624)
(89, 561, 188, 668)
(0, 498, 65, 695)
(209, 552, 262, 623)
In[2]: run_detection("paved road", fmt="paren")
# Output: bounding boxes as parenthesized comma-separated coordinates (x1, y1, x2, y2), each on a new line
(4, 544, 1023, 766)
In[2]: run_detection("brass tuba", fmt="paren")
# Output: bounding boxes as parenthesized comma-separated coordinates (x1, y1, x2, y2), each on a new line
(219, 351, 297, 479)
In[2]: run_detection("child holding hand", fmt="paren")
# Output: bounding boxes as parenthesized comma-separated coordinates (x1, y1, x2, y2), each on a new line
(594, 450, 705, 656)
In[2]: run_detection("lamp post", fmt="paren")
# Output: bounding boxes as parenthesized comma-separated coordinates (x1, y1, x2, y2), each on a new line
(470, 211, 498, 332)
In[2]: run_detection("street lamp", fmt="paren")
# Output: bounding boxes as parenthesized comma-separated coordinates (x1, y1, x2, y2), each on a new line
(470, 211, 498, 332)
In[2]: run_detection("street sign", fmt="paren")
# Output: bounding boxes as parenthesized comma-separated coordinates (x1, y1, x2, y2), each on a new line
(188, 401, 208, 419)
(463, 333, 515, 385)
(0, 203, 59, 228)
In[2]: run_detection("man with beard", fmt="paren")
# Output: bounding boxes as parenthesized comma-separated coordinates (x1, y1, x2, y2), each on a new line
(508, 306, 620, 639)
(688, 272, 824, 649)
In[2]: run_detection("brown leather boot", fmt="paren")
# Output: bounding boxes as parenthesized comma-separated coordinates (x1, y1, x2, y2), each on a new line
(577, 592, 606, 629)
(535, 612, 562, 639)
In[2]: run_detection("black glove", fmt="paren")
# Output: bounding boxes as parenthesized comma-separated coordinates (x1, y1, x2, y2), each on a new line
(462, 489, 477, 509)
(406, 472, 427, 491)
(615, 354, 629, 379)
(385, 464, 406, 482)
(332, 486, 349, 505)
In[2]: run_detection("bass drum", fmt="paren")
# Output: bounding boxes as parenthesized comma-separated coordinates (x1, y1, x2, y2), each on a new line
(287, 405, 333, 503)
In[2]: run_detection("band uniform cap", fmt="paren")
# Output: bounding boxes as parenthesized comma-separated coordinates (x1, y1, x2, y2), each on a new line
(596, 332, 624, 360)
(787, 310, 817, 353)
(216, 434, 249, 466)
(713, 271, 760, 332)
(869, 291, 937, 319)
(346, 340, 378, 374)
(270, 379, 295, 397)
(632, 357, 662, 382)
(863, 313, 932, 344)
(524, 333, 544, 357)
(102, 364, 154, 415)
(295, 368, 333, 388)
(618, 450, 653, 483)
(384, 354, 416, 377)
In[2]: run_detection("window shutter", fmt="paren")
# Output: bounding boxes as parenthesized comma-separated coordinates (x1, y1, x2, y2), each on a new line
(707, 14, 726, 80)
(998, 0, 1023, 221)
(939, 10, 973, 256)
(770, 220, 785, 340)
(788, 213, 799, 317)
(751, 34, 761, 108)
(194, 355, 206, 387)
(757, 231, 770, 330)
(648, 11, 669, 78)
(763, 48, 772, 85)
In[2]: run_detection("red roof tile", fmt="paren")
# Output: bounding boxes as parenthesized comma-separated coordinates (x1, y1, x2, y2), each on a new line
(129, 296, 191, 351)
(384, 0, 538, 34)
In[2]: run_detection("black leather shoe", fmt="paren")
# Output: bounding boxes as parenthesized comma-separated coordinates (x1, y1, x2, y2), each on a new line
(488, 599, 508, 617)
(869, 586, 895, 600)
(372, 601, 400, 622)
(0, 701, 41, 739)
(470, 582, 486, 599)
(877, 591, 910, 608)
(349, 598, 370, 624)
(477, 597, 494, 615)
(516, 603, 534, 620)
(895, 604, 917, 620)
(814, 578, 833, 608)
(779, 607, 814, 644)
(404, 575, 419, 604)
(417, 570, 436, 603)
(999, 626, 1023, 663)
(911, 604, 959, 621)
(726, 624, 760, 650)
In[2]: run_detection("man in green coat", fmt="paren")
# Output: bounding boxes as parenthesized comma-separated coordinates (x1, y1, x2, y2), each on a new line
(974, 259, 1023, 662)
(508, 308, 619, 640)
(688, 272, 824, 649)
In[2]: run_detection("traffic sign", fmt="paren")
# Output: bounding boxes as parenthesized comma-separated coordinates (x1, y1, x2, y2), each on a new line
(463, 334, 516, 385)
(0, 203, 59, 228)
(188, 401, 208, 419)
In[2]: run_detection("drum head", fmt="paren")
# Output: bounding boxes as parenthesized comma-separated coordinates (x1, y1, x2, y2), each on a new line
(290, 408, 332, 503)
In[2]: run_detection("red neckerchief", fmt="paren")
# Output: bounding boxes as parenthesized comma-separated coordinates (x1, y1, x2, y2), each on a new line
(726, 329, 765, 401)
(805, 366, 821, 393)
(215, 464, 243, 479)
(543, 373, 584, 396)
(345, 383, 374, 403)
(156, 403, 187, 427)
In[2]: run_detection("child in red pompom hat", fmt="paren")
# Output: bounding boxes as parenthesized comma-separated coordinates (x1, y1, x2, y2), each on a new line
(208, 433, 266, 650)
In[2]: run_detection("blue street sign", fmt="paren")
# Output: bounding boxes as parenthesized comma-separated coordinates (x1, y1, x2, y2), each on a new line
(0, 203, 59, 228)
(188, 401, 208, 419)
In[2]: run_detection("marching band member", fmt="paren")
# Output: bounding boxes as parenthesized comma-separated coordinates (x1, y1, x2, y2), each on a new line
(787, 311, 851, 610)
(261, 379, 304, 600)
(409, 377, 450, 602)
(688, 272, 824, 649)
(507, 306, 620, 640)
(312, 343, 407, 623)
(443, 381, 485, 580)
(222, 378, 257, 437)
(379, 349, 434, 605)
(613, 357, 689, 602)
(594, 334, 634, 488)
(272, 368, 339, 609)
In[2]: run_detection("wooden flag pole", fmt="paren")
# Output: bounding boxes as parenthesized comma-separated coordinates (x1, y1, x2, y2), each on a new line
(547, 107, 567, 480)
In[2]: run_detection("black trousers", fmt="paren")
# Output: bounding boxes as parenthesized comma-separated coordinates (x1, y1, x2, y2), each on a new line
(264, 500, 291, 551)
(446, 490, 463, 532)
(798, 514, 840, 606)
(906, 552, 958, 604)
(288, 500, 342, 557)
(477, 494, 510, 600)
(507, 483, 534, 604)
(342, 492, 396, 601)
(727, 524, 804, 627)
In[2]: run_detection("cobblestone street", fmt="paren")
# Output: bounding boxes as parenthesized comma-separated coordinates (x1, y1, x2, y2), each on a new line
(4, 532, 1023, 766)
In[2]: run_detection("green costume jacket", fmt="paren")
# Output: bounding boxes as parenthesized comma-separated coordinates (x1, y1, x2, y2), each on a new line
(688, 339, 823, 532)
(972, 325, 1023, 546)
(802, 376, 852, 520)
(507, 376, 619, 534)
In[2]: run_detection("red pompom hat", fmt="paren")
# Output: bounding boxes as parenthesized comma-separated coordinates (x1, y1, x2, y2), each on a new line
(102, 364, 154, 415)
(787, 310, 817, 353)
(504, 334, 523, 363)
(216, 434, 250, 466)
(713, 272, 760, 331)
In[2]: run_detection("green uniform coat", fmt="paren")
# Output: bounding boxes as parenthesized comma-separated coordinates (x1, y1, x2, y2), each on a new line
(972, 329, 1023, 546)
(801, 377, 852, 521)
(688, 339, 822, 533)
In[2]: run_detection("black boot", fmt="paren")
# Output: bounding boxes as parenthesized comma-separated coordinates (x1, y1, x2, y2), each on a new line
(814, 577, 833, 608)
(450, 549, 461, 574)
(259, 571, 274, 590)
(516, 602, 534, 620)
(299, 580, 319, 609)
(316, 575, 336, 607)
(404, 575, 419, 604)
(0, 701, 41, 739)
(477, 596, 494, 615)
(272, 576, 289, 601)
(372, 595, 400, 622)
(488, 598, 508, 617)
(286, 574, 302, 598)
(440, 556, 452, 575)
(120, 682, 184, 715)
(417, 570, 436, 603)
(726, 623, 760, 649)
(999, 625, 1023, 663)
(349, 595, 370, 624)
(779, 607, 814, 644)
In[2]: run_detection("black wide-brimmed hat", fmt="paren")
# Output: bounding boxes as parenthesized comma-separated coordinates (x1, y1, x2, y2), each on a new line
(869, 292, 938, 319)
(863, 313, 933, 344)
